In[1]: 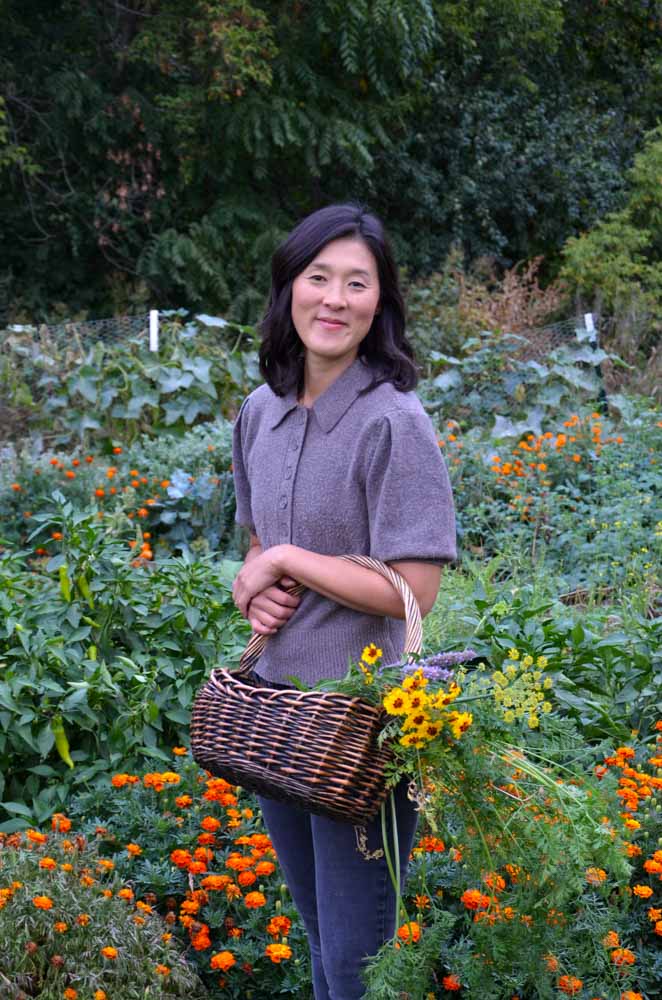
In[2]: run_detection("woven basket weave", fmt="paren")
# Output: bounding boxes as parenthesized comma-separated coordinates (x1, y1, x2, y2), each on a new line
(190, 555, 422, 825)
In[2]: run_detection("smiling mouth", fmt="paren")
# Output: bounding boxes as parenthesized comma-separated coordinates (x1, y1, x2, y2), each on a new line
(317, 317, 347, 327)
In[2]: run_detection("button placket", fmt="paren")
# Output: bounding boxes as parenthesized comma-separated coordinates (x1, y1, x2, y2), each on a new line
(279, 408, 307, 541)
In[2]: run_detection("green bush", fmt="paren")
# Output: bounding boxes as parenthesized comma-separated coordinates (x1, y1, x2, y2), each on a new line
(0, 498, 248, 829)
(0, 315, 260, 448)
(0, 824, 206, 999)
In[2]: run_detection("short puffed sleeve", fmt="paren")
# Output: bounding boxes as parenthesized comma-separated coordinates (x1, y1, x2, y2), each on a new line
(232, 396, 256, 533)
(364, 408, 457, 564)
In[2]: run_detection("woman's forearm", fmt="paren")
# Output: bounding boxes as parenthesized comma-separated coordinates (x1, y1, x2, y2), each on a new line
(270, 544, 440, 619)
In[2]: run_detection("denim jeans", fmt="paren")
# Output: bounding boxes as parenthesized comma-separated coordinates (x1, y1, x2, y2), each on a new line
(257, 777, 419, 1000)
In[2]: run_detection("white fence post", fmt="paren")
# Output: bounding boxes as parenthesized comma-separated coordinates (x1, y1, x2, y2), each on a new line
(149, 309, 159, 352)
(584, 312, 596, 345)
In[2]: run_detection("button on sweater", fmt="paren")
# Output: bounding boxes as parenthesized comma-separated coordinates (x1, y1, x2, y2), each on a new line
(232, 358, 457, 685)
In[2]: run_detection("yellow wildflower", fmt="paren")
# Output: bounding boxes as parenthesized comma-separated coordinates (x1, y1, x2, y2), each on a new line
(361, 644, 383, 665)
(383, 689, 412, 716)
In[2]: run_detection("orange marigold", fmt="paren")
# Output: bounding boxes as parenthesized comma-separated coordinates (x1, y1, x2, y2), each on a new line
(442, 974, 462, 991)
(267, 915, 292, 937)
(396, 920, 421, 943)
(610, 948, 636, 966)
(585, 867, 607, 885)
(632, 884, 653, 899)
(244, 891, 266, 909)
(557, 975, 583, 995)
(460, 888, 490, 911)
(101, 946, 118, 959)
(32, 895, 54, 909)
(210, 950, 236, 971)
(265, 943, 293, 963)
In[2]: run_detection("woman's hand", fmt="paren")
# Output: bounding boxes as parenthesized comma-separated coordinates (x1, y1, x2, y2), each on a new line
(246, 579, 301, 636)
(232, 545, 301, 633)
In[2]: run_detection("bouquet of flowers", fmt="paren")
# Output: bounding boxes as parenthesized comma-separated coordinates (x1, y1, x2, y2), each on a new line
(310, 644, 658, 999)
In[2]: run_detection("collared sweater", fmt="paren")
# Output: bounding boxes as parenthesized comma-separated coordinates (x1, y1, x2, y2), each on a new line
(232, 357, 457, 685)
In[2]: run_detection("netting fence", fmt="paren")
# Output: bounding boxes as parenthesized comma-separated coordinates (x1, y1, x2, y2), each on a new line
(0, 309, 605, 417)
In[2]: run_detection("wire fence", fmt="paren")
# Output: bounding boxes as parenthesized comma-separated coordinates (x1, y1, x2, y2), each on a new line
(3, 311, 159, 357)
(0, 309, 602, 416)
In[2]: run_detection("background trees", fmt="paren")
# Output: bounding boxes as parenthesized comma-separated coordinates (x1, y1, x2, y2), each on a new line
(1, 0, 660, 320)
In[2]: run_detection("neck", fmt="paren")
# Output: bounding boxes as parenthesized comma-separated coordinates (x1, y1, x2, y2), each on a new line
(300, 354, 358, 406)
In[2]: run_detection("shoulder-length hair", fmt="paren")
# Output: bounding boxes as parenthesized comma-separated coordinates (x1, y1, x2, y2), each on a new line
(259, 202, 417, 396)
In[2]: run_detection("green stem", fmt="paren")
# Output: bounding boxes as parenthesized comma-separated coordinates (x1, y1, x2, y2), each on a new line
(380, 791, 408, 947)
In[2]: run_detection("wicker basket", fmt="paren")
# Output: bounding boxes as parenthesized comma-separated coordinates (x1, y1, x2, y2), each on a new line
(190, 555, 422, 826)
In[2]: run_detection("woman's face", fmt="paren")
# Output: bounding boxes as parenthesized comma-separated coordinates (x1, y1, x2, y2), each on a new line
(290, 236, 381, 369)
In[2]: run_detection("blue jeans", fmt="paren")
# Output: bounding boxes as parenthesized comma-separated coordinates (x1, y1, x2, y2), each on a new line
(258, 777, 419, 1000)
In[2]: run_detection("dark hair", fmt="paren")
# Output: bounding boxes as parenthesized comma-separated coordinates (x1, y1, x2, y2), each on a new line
(259, 203, 418, 396)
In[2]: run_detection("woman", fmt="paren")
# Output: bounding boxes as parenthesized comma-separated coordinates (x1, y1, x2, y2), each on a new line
(231, 203, 456, 999)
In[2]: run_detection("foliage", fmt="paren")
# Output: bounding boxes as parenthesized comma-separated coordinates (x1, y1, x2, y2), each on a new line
(0, 314, 260, 446)
(442, 403, 661, 594)
(1, 421, 239, 556)
(0, 821, 206, 999)
(2, 1, 661, 317)
(50, 755, 312, 999)
(0, 498, 249, 829)
(386, 723, 662, 999)
(426, 581, 661, 744)
(561, 124, 662, 384)
(416, 324, 617, 432)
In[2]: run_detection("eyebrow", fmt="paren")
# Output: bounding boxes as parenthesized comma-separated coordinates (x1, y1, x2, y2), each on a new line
(306, 260, 374, 280)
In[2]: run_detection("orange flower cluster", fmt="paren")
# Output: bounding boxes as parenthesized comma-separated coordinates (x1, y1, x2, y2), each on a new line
(437, 420, 464, 466)
(0, 814, 174, 989)
(413, 835, 446, 854)
(599, 733, 662, 870)
(488, 413, 629, 516)
(396, 919, 421, 943)
(557, 974, 583, 995)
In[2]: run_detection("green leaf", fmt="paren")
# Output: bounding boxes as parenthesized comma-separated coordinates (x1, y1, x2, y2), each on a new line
(1, 801, 34, 817)
(184, 606, 201, 630)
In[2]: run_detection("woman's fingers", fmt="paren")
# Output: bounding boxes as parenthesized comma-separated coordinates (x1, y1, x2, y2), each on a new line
(250, 591, 299, 624)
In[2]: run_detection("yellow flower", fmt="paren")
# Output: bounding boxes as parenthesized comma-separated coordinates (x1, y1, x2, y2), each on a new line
(402, 711, 431, 732)
(419, 721, 442, 740)
(448, 712, 473, 739)
(492, 671, 508, 687)
(407, 690, 430, 713)
(536, 655, 548, 668)
(504, 665, 517, 680)
(383, 689, 412, 716)
(543, 677, 553, 689)
(433, 683, 460, 708)
(522, 654, 534, 667)
(508, 648, 520, 660)
(503, 710, 515, 724)
(527, 714, 540, 729)
(542, 701, 552, 713)
(399, 732, 427, 749)
(402, 669, 428, 691)
(361, 644, 383, 665)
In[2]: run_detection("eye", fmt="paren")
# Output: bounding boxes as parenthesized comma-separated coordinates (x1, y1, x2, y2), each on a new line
(308, 273, 326, 282)
(349, 281, 367, 289)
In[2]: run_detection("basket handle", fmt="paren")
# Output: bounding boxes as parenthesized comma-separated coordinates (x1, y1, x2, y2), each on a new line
(235, 554, 423, 676)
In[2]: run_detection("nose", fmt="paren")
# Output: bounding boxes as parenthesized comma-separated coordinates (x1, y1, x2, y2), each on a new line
(322, 281, 346, 309)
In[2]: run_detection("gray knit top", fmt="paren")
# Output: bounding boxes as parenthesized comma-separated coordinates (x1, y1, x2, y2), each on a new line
(232, 357, 457, 685)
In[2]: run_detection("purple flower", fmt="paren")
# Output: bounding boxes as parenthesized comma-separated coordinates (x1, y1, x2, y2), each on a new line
(401, 649, 478, 682)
